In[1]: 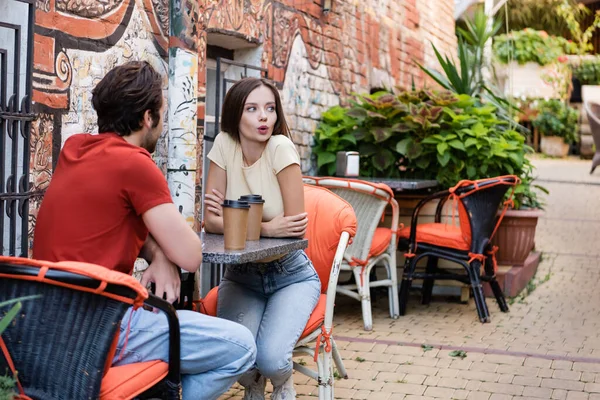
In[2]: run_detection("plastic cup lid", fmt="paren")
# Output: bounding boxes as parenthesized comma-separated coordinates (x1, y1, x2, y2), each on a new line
(222, 199, 250, 209)
(238, 194, 265, 204)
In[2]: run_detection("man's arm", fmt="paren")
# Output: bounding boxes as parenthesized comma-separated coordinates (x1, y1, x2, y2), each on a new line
(138, 234, 161, 263)
(138, 234, 181, 304)
(142, 203, 203, 273)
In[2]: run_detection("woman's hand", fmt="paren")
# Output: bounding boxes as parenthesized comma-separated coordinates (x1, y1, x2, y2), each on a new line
(262, 212, 308, 238)
(204, 189, 225, 217)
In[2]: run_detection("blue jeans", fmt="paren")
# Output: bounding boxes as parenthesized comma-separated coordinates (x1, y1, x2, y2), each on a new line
(112, 307, 257, 400)
(216, 250, 321, 387)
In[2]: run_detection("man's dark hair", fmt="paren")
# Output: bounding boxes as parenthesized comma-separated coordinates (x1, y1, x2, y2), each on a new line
(221, 77, 290, 141)
(92, 61, 163, 136)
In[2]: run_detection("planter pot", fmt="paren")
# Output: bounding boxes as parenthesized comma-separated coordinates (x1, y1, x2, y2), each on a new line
(540, 136, 570, 157)
(491, 209, 544, 266)
(582, 84, 600, 104)
(495, 61, 570, 100)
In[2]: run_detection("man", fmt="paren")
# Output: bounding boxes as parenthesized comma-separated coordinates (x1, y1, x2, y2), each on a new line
(33, 61, 256, 400)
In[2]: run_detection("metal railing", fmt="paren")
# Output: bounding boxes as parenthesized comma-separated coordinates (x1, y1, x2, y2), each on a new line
(0, 0, 36, 256)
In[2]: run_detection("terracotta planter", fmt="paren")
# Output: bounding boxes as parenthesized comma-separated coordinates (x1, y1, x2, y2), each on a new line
(540, 136, 570, 157)
(491, 209, 544, 266)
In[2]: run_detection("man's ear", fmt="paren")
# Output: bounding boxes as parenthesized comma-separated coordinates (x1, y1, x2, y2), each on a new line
(143, 109, 153, 129)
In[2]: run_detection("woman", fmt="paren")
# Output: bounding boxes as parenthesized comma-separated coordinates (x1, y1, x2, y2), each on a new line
(203, 77, 321, 400)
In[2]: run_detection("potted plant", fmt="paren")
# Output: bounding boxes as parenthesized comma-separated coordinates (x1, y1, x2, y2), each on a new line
(493, 29, 572, 100)
(492, 160, 548, 265)
(533, 99, 579, 157)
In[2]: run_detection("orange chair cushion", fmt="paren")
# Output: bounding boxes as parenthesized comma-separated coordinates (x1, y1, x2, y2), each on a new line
(369, 227, 392, 259)
(198, 289, 326, 340)
(304, 185, 357, 292)
(398, 223, 470, 251)
(199, 286, 219, 317)
(100, 360, 168, 399)
(300, 294, 326, 339)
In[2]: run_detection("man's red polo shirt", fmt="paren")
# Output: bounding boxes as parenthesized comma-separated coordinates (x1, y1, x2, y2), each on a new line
(33, 133, 173, 274)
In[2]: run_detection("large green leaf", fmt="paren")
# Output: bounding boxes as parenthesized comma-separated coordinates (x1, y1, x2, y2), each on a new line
(340, 134, 357, 144)
(448, 140, 466, 151)
(396, 138, 413, 156)
(0, 303, 20, 336)
(407, 142, 423, 159)
(437, 152, 451, 167)
(373, 148, 396, 172)
(371, 127, 394, 143)
(346, 107, 368, 119)
(437, 142, 449, 155)
(317, 152, 336, 168)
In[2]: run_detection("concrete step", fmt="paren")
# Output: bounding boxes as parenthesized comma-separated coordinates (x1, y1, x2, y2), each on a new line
(581, 124, 592, 136)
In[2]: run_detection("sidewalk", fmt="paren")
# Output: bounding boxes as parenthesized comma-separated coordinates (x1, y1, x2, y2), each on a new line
(221, 157, 600, 399)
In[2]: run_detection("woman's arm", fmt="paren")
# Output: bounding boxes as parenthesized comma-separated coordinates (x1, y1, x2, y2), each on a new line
(261, 163, 307, 238)
(203, 161, 227, 234)
(278, 164, 305, 216)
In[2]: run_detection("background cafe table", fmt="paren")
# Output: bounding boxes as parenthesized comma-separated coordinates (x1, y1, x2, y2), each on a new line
(356, 177, 439, 193)
(197, 233, 309, 297)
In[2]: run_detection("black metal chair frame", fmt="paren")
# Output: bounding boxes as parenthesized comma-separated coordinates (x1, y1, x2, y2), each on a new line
(0, 260, 181, 400)
(398, 176, 518, 323)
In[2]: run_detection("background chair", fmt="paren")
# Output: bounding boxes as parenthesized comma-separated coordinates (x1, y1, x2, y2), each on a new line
(0, 256, 180, 400)
(584, 101, 600, 174)
(199, 184, 357, 399)
(303, 177, 399, 331)
(397, 175, 519, 323)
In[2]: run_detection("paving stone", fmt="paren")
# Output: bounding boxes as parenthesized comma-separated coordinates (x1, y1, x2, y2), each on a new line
(423, 386, 455, 398)
(479, 382, 524, 396)
(553, 370, 582, 381)
(522, 386, 553, 398)
(381, 382, 426, 395)
(541, 378, 585, 391)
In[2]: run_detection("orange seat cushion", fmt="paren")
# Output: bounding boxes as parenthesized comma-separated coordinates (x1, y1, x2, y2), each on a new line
(198, 288, 326, 340)
(300, 294, 326, 339)
(199, 286, 219, 317)
(369, 227, 392, 258)
(100, 360, 168, 399)
(304, 185, 357, 292)
(398, 223, 470, 251)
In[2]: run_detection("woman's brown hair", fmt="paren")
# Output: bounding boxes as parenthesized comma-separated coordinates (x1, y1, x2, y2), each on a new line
(220, 77, 290, 141)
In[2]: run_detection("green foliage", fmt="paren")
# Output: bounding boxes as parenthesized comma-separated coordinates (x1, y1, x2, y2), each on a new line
(572, 57, 600, 85)
(419, 9, 522, 131)
(0, 375, 16, 400)
(0, 295, 41, 400)
(449, 350, 468, 359)
(556, 0, 600, 55)
(313, 90, 528, 189)
(495, 0, 580, 37)
(493, 29, 567, 66)
(511, 159, 549, 210)
(532, 100, 579, 144)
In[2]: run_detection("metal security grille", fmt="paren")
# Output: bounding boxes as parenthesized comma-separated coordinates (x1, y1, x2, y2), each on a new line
(0, 0, 36, 256)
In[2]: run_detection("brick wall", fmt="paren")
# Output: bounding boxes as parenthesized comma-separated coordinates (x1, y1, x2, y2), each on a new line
(198, 0, 457, 175)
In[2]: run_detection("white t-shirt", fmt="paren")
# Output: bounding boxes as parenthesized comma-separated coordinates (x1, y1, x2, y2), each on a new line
(207, 132, 301, 221)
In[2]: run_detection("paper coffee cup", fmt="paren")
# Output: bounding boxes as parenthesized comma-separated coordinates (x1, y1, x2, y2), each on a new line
(222, 199, 250, 250)
(239, 194, 265, 241)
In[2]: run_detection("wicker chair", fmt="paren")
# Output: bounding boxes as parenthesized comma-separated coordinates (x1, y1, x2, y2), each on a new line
(199, 184, 357, 399)
(303, 177, 400, 331)
(0, 256, 180, 399)
(584, 101, 600, 174)
(397, 175, 519, 323)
